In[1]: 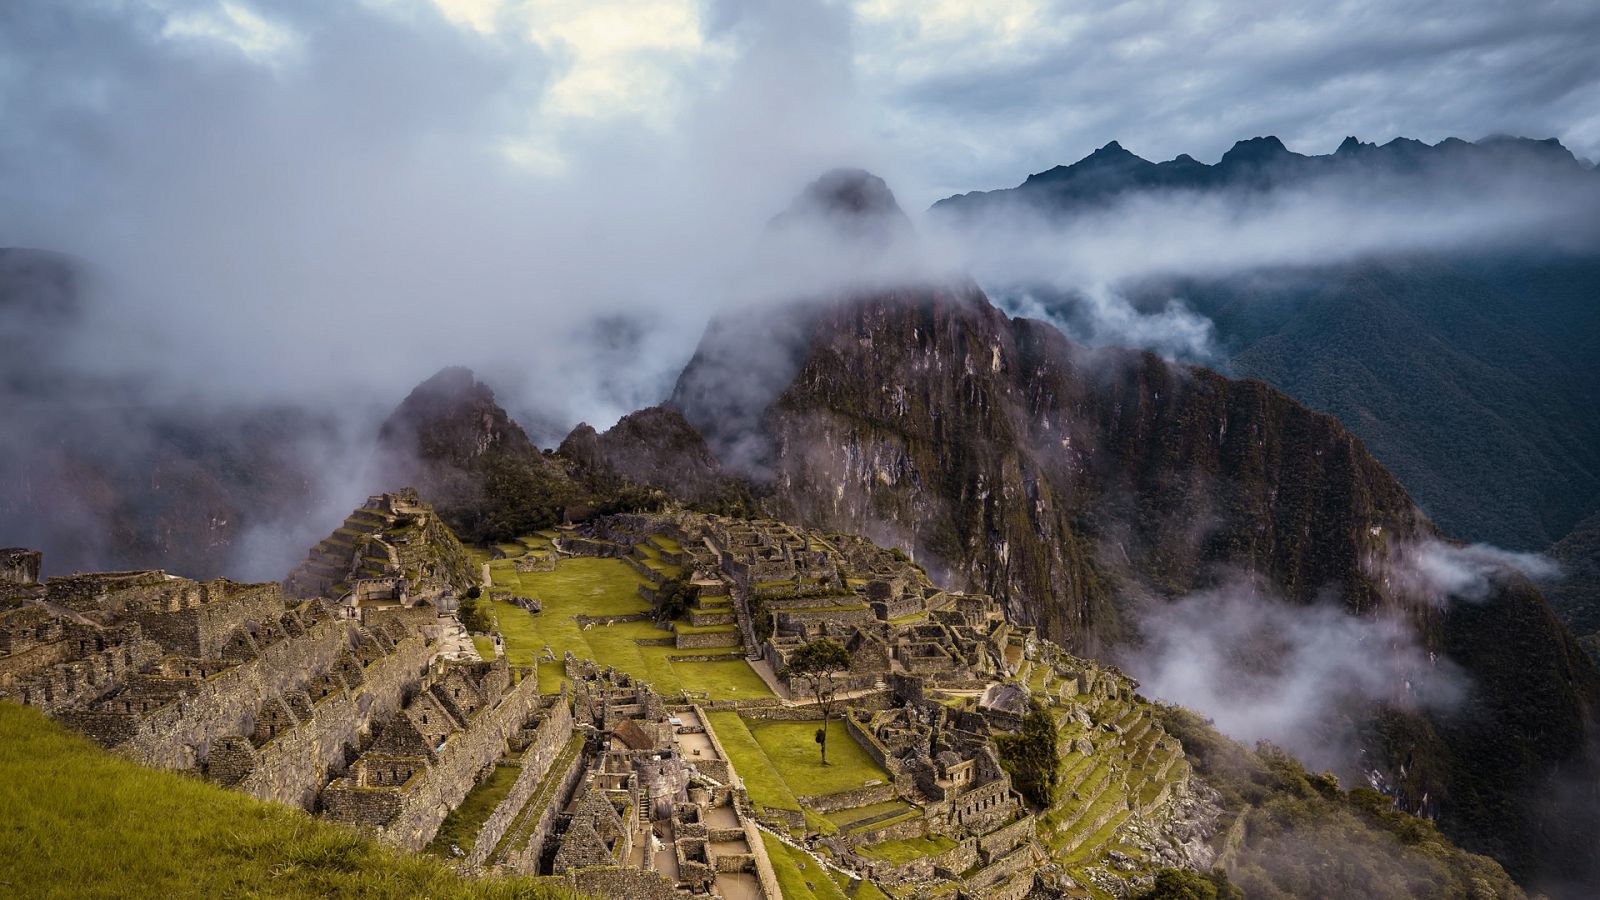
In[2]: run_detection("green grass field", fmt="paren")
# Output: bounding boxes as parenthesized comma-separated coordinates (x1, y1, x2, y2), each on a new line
(703, 714, 888, 816)
(856, 834, 959, 865)
(0, 703, 574, 900)
(705, 711, 801, 811)
(485, 550, 772, 701)
(760, 831, 848, 900)
(748, 719, 889, 798)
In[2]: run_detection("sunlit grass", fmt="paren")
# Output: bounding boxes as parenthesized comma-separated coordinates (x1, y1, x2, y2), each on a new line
(0, 703, 576, 900)
(748, 719, 888, 798)
(485, 550, 771, 701)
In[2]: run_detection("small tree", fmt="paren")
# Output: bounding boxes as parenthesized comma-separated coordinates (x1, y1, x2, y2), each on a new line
(781, 638, 851, 765)
(994, 698, 1059, 806)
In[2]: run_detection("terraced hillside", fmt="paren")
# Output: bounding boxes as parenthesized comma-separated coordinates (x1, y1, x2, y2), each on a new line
(471, 528, 774, 701)
(286, 488, 475, 602)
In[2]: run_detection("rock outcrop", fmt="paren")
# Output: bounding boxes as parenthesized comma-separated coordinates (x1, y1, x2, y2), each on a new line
(625, 170, 1600, 889)
(373, 367, 584, 543)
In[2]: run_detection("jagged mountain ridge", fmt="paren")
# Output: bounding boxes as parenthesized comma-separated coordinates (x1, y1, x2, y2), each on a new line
(371, 366, 589, 544)
(654, 277, 1599, 890)
(933, 133, 1596, 215)
(929, 135, 1600, 662)
(539, 169, 1600, 891)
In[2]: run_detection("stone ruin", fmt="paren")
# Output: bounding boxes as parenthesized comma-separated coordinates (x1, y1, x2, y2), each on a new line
(0, 552, 440, 809)
(286, 488, 473, 622)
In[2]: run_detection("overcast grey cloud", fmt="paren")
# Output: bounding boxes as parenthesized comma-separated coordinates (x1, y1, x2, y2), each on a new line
(1, 0, 1596, 462)
(856, 0, 1600, 203)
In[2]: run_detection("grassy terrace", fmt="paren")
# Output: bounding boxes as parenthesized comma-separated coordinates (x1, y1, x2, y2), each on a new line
(760, 831, 848, 900)
(471, 635, 498, 660)
(705, 711, 801, 811)
(857, 834, 958, 865)
(748, 720, 889, 798)
(484, 548, 771, 701)
(0, 703, 573, 900)
(427, 762, 521, 856)
(822, 799, 914, 830)
(706, 713, 890, 817)
(647, 534, 683, 554)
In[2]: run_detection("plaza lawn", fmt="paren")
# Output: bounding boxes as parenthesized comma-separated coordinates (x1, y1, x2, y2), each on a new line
(0, 703, 573, 900)
(760, 831, 847, 900)
(485, 549, 772, 701)
(856, 834, 959, 865)
(748, 719, 889, 798)
(705, 711, 801, 811)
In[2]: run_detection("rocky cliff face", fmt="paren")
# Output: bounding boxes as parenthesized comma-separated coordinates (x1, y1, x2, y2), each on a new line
(642, 171, 1600, 889)
(681, 283, 1435, 645)
(557, 407, 725, 503)
(372, 367, 583, 544)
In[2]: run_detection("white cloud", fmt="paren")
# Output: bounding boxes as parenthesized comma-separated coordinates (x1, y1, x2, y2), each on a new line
(161, 1, 298, 64)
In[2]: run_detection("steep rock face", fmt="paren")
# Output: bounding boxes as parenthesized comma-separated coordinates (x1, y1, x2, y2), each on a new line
(678, 283, 1429, 644)
(670, 282, 1600, 889)
(1547, 509, 1600, 659)
(557, 406, 728, 504)
(373, 367, 582, 543)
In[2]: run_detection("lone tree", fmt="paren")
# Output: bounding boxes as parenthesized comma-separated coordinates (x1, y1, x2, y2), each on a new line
(781, 638, 851, 765)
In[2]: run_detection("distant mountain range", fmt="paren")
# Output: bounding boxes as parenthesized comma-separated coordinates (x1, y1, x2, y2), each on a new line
(934, 135, 1600, 658)
(934, 134, 1596, 214)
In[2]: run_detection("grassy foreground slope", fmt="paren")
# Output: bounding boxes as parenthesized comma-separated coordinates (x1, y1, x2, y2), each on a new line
(0, 703, 575, 900)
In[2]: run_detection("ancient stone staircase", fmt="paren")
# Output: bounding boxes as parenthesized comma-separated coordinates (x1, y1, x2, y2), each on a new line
(286, 506, 394, 599)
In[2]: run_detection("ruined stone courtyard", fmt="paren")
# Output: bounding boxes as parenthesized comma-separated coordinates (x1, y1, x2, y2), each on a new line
(3, 497, 1221, 900)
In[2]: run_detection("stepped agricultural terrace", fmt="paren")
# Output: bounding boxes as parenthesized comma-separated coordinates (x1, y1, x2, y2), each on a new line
(4, 497, 1223, 898)
(461, 509, 1222, 897)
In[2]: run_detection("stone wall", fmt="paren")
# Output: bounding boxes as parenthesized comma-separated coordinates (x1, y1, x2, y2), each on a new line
(133, 581, 286, 658)
(948, 774, 1016, 833)
(565, 866, 679, 900)
(867, 835, 978, 884)
(845, 709, 900, 776)
(800, 781, 898, 814)
(61, 614, 353, 770)
(460, 699, 575, 868)
(321, 665, 544, 850)
(848, 809, 930, 846)
(498, 733, 588, 873)
(674, 629, 740, 650)
(230, 628, 433, 808)
(0, 621, 160, 713)
(1, 549, 41, 586)
(977, 814, 1035, 858)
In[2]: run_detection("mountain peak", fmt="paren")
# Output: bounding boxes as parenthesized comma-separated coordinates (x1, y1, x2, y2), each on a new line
(1220, 135, 1292, 165)
(1336, 135, 1373, 155)
(788, 168, 906, 220)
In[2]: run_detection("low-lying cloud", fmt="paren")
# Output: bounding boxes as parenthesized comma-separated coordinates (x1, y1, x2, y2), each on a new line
(1378, 538, 1561, 605)
(933, 156, 1600, 360)
(1118, 576, 1464, 775)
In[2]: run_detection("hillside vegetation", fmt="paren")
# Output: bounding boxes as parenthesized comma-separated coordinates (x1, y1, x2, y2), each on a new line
(1155, 706, 1525, 900)
(0, 702, 575, 900)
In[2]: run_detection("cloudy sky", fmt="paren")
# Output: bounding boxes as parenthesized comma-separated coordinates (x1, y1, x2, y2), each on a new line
(2, 0, 1598, 428)
(423, 0, 1600, 201)
(9, 1, 1596, 206)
